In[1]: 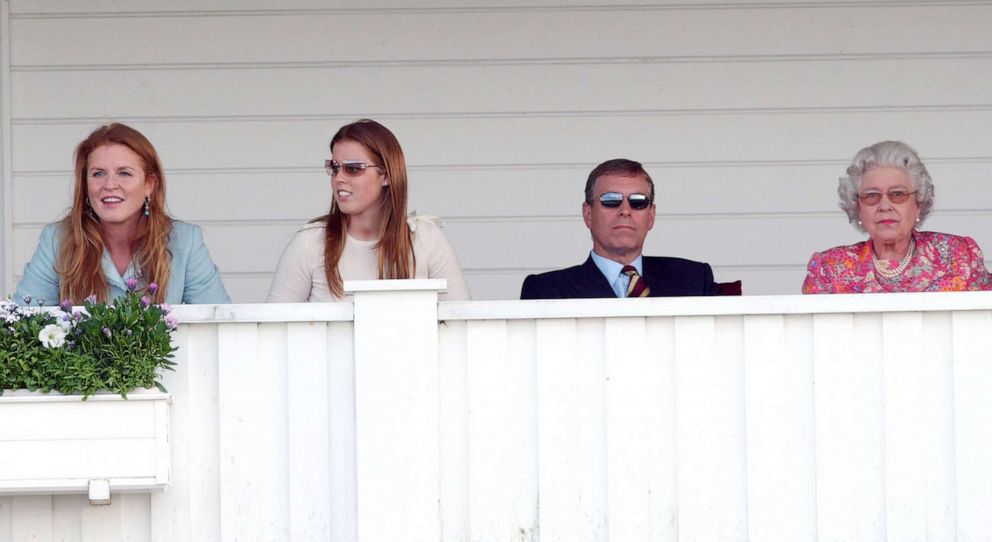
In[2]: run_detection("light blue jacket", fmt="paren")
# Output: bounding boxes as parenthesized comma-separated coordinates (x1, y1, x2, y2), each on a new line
(14, 221, 231, 305)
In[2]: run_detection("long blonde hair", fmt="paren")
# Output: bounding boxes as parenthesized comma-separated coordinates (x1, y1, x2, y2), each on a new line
(317, 119, 414, 297)
(58, 123, 172, 304)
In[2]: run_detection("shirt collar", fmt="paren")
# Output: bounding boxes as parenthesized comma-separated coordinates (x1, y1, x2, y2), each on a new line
(590, 251, 644, 284)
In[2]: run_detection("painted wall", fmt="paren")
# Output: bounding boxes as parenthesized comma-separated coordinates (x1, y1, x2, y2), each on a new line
(2, 1, 991, 301)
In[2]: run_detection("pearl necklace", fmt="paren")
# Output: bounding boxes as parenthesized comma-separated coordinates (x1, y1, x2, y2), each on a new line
(872, 238, 916, 279)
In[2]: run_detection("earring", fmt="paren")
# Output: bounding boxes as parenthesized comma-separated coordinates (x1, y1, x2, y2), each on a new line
(858, 220, 863, 226)
(143, 197, 150, 217)
(85, 197, 97, 219)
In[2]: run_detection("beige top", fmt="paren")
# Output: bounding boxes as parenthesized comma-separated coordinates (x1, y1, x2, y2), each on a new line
(266, 214, 471, 302)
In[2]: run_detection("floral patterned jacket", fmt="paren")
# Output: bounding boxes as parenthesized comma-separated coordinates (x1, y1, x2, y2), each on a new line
(802, 231, 992, 294)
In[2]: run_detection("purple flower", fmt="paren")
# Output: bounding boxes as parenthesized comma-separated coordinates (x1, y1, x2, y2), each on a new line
(140, 295, 151, 308)
(22, 295, 31, 305)
(166, 315, 178, 331)
(36, 298, 46, 307)
(102, 327, 112, 338)
(59, 299, 72, 312)
(160, 303, 172, 315)
(85, 294, 97, 305)
(126, 277, 139, 291)
(148, 282, 159, 295)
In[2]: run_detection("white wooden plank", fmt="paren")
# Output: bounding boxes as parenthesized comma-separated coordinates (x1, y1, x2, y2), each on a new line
(743, 314, 816, 542)
(535, 318, 608, 541)
(326, 322, 357, 542)
(438, 320, 469, 541)
(603, 317, 651, 540)
(643, 316, 678, 541)
(674, 315, 748, 541)
(813, 313, 886, 540)
(217, 322, 289, 541)
(951, 310, 992, 541)
(286, 321, 331, 540)
(351, 287, 441, 540)
(10, 6, 992, 66)
(14, 58, 992, 119)
(881, 311, 956, 541)
(50, 494, 82, 542)
(118, 493, 151, 542)
(154, 324, 222, 539)
(11, 496, 53, 540)
(465, 319, 539, 540)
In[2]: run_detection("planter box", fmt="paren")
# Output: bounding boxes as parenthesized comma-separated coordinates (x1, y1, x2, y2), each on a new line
(0, 388, 171, 498)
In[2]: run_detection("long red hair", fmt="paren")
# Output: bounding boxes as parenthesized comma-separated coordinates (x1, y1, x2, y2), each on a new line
(316, 119, 414, 297)
(58, 123, 172, 303)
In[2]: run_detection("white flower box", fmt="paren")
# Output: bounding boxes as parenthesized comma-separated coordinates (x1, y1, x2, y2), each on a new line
(0, 388, 170, 500)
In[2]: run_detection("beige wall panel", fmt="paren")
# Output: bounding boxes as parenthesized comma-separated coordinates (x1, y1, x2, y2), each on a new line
(12, 0, 880, 14)
(12, 57, 992, 119)
(11, 111, 992, 174)
(10, 6, 992, 66)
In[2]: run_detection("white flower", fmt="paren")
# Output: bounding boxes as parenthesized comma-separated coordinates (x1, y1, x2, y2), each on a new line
(38, 324, 67, 348)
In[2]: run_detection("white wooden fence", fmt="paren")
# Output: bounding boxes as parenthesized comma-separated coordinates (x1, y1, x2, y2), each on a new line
(2, 281, 992, 541)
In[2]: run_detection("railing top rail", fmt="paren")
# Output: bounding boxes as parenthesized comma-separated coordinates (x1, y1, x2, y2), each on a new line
(168, 291, 992, 324)
(438, 291, 992, 321)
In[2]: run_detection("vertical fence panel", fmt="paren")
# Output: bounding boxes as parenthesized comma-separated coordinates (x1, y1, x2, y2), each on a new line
(351, 285, 442, 541)
(743, 314, 816, 542)
(287, 322, 331, 541)
(814, 313, 886, 540)
(951, 310, 992, 541)
(604, 317, 651, 540)
(217, 322, 289, 541)
(439, 320, 469, 542)
(882, 311, 956, 542)
(536, 318, 608, 541)
(51, 494, 82, 541)
(10, 496, 52, 540)
(152, 323, 221, 542)
(675, 315, 748, 541)
(465, 319, 539, 541)
(644, 316, 678, 542)
(326, 322, 356, 542)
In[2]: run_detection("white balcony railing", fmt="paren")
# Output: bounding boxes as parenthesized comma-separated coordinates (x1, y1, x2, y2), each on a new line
(3, 281, 992, 541)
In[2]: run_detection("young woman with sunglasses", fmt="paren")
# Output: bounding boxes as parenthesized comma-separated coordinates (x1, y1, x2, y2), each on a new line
(802, 140, 992, 293)
(266, 119, 470, 302)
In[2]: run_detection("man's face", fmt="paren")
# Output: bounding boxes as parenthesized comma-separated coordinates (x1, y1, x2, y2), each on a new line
(582, 173, 656, 264)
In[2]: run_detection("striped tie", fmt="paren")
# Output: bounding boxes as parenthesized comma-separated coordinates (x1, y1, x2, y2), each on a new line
(622, 265, 651, 298)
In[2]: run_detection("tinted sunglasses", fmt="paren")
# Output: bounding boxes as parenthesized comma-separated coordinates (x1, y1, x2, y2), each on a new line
(858, 189, 916, 206)
(597, 192, 652, 210)
(325, 159, 383, 176)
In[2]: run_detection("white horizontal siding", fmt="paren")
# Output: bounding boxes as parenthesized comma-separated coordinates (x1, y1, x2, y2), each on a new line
(3, 1, 991, 301)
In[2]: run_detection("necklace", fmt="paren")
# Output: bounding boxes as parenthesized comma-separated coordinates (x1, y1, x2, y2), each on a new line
(872, 238, 916, 279)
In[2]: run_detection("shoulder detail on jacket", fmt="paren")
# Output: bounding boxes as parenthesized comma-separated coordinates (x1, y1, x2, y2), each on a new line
(407, 211, 443, 232)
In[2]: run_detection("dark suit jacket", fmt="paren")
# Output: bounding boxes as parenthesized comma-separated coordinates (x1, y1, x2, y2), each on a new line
(520, 255, 719, 299)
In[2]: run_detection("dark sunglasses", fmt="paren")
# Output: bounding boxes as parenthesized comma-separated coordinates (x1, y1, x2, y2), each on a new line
(597, 192, 652, 210)
(325, 159, 383, 176)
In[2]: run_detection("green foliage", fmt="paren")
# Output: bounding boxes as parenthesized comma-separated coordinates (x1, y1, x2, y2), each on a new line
(0, 286, 177, 398)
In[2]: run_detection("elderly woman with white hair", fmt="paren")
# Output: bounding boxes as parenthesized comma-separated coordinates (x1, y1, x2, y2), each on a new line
(803, 140, 991, 293)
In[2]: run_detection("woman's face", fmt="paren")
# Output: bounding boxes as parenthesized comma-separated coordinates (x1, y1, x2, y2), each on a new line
(86, 144, 155, 229)
(857, 166, 920, 246)
(330, 139, 387, 223)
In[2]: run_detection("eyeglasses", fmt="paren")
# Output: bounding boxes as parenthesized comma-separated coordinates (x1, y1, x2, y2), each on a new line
(597, 192, 652, 210)
(858, 189, 917, 206)
(325, 159, 383, 176)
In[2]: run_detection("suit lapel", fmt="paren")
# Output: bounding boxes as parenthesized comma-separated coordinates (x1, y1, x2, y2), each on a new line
(574, 256, 619, 298)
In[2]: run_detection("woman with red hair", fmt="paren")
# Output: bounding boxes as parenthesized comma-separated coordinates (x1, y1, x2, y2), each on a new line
(15, 123, 230, 305)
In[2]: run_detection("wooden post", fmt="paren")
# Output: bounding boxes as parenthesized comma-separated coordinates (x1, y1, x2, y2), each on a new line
(346, 279, 445, 541)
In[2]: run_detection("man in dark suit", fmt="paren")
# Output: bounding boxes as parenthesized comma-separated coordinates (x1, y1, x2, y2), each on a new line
(521, 158, 719, 299)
